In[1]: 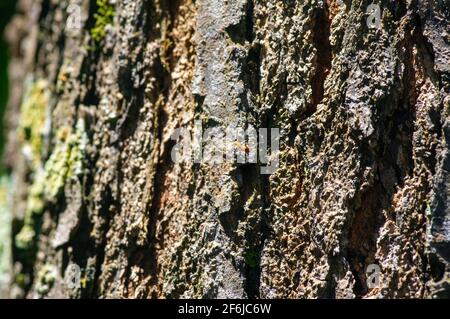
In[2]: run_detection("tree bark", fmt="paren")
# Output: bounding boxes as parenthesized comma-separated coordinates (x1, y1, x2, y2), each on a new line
(1, 0, 449, 298)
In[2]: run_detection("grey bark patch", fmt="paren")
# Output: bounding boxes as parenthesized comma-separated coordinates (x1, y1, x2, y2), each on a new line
(52, 180, 83, 249)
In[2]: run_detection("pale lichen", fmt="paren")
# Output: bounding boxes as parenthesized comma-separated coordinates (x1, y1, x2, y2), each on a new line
(18, 79, 50, 170)
(15, 120, 88, 250)
(42, 120, 88, 200)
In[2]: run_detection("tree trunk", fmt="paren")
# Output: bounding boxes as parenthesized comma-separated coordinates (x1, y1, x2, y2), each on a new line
(1, 0, 449, 299)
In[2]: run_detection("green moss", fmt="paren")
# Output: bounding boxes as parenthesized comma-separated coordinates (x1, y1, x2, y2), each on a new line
(35, 264, 57, 297)
(90, 0, 115, 43)
(18, 79, 50, 170)
(15, 224, 35, 250)
(15, 120, 88, 251)
(244, 250, 258, 268)
(14, 273, 26, 288)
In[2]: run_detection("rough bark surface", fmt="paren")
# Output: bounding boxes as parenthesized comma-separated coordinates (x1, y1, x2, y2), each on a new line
(0, 0, 449, 298)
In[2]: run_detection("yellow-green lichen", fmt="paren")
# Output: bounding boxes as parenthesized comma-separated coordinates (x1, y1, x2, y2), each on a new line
(19, 79, 50, 171)
(35, 264, 57, 297)
(15, 120, 88, 250)
(42, 121, 87, 200)
(90, 0, 115, 43)
(15, 224, 36, 250)
(14, 273, 26, 289)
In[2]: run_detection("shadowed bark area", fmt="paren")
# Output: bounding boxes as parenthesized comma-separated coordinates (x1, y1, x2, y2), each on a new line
(0, 0, 449, 299)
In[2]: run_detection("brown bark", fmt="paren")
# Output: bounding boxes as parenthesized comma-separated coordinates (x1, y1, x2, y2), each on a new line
(0, 0, 449, 299)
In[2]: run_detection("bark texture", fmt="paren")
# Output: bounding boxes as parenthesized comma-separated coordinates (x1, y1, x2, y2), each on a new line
(1, 0, 449, 298)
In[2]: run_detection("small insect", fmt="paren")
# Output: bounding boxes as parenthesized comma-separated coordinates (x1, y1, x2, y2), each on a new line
(233, 141, 250, 154)
(58, 72, 68, 83)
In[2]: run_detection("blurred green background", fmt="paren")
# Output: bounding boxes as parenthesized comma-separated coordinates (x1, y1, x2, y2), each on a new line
(0, 0, 17, 163)
(0, 1, 16, 295)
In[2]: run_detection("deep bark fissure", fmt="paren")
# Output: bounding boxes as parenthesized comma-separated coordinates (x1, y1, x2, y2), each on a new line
(345, 9, 431, 298)
(138, 1, 178, 296)
(347, 183, 386, 297)
(310, 4, 332, 115)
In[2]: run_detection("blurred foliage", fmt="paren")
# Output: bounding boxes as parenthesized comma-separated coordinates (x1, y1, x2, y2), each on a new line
(0, 0, 17, 167)
(0, 1, 16, 294)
